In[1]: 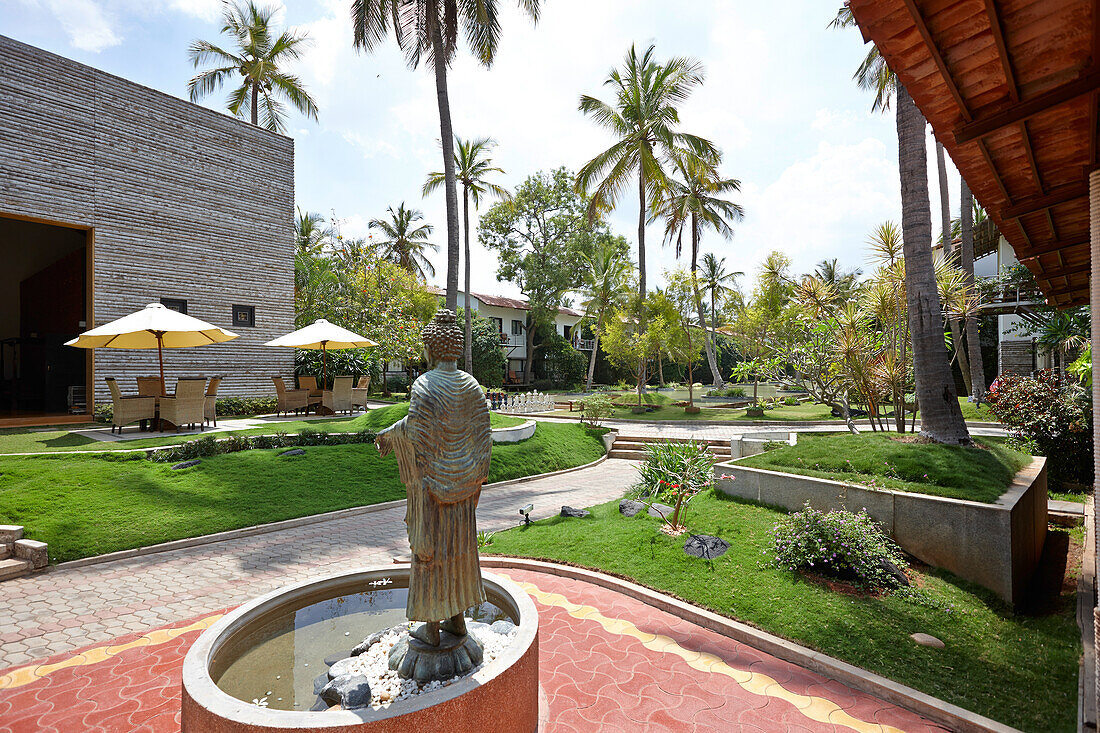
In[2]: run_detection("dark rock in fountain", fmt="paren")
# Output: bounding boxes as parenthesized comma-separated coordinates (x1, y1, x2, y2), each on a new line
(388, 624, 484, 683)
(323, 650, 353, 666)
(683, 534, 730, 559)
(560, 506, 590, 518)
(318, 673, 372, 710)
(619, 499, 645, 517)
(350, 629, 387, 657)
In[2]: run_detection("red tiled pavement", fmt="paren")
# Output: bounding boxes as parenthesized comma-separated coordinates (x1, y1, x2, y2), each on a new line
(0, 568, 950, 732)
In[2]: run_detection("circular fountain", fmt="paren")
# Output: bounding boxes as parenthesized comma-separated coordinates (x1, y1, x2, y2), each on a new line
(181, 565, 539, 732)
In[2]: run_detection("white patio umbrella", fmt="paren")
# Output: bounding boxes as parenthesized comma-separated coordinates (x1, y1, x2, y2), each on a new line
(264, 318, 376, 388)
(65, 302, 239, 395)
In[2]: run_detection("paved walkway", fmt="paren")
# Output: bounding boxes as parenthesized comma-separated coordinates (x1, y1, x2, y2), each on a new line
(0, 567, 948, 732)
(0, 459, 635, 670)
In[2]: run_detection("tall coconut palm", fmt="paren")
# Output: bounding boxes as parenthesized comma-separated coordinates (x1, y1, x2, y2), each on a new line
(576, 44, 717, 301)
(699, 252, 742, 337)
(813, 258, 861, 303)
(578, 241, 633, 390)
(295, 208, 334, 255)
(959, 179, 986, 401)
(188, 1, 318, 132)
(351, 0, 541, 313)
(369, 203, 438, 281)
(424, 136, 510, 370)
(935, 140, 971, 395)
(656, 153, 743, 385)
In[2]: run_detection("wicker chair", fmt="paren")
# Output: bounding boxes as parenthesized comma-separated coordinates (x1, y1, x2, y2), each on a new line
(351, 375, 371, 410)
(323, 376, 354, 415)
(159, 378, 207, 431)
(204, 376, 222, 427)
(136, 376, 163, 397)
(298, 375, 323, 412)
(105, 378, 156, 434)
(273, 377, 309, 416)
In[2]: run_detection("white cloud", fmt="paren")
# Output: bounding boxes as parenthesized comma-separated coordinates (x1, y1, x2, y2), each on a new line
(811, 108, 867, 131)
(167, 0, 223, 21)
(34, 0, 121, 52)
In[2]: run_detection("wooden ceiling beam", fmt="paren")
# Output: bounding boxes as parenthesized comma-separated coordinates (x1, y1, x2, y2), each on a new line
(900, 0, 972, 121)
(983, 0, 1017, 102)
(954, 68, 1100, 144)
(1002, 182, 1087, 219)
(1035, 262, 1091, 282)
(1016, 236, 1089, 259)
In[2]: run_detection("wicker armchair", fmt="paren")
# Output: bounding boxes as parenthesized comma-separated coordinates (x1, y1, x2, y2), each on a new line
(323, 376, 354, 415)
(273, 377, 309, 416)
(159, 378, 207, 431)
(298, 375, 323, 412)
(136, 376, 163, 397)
(351, 375, 371, 410)
(204, 376, 222, 428)
(105, 378, 155, 434)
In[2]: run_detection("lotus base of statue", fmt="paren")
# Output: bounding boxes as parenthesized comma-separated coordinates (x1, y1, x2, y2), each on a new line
(388, 624, 485, 682)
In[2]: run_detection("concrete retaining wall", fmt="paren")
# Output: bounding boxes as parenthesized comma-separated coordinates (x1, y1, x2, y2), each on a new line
(491, 420, 537, 443)
(714, 457, 1048, 605)
(730, 431, 798, 459)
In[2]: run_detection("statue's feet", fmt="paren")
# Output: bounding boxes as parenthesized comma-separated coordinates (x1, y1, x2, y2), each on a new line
(409, 621, 440, 646)
(441, 614, 467, 638)
(389, 622, 484, 683)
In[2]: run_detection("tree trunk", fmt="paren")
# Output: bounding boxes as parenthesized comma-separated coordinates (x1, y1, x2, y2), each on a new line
(690, 216, 722, 386)
(636, 165, 648, 396)
(431, 24, 460, 311)
(462, 186, 473, 372)
(523, 318, 534, 386)
(658, 355, 665, 387)
(937, 139, 971, 395)
(959, 179, 986, 402)
(897, 86, 969, 444)
(251, 81, 258, 126)
(585, 328, 599, 391)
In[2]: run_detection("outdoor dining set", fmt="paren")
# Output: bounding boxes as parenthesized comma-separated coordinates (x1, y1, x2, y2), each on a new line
(105, 375, 220, 433)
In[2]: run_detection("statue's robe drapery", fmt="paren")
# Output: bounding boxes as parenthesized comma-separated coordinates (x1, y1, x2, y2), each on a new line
(383, 365, 492, 622)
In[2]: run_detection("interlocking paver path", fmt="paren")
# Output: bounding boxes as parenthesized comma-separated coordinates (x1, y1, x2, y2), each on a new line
(0, 567, 949, 732)
(0, 459, 635, 669)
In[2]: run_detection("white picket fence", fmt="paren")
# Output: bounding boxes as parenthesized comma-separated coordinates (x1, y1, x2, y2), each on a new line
(489, 391, 555, 414)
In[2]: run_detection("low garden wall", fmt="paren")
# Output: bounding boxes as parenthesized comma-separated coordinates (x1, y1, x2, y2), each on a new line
(714, 457, 1048, 605)
(490, 420, 537, 443)
(730, 431, 797, 458)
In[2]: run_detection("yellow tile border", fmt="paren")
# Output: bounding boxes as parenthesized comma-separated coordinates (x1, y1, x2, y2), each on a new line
(518, 580, 902, 733)
(0, 613, 222, 691)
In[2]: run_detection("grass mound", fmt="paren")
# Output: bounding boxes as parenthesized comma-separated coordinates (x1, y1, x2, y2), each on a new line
(483, 492, 1079, 732)
(737, 432, 1030, 503)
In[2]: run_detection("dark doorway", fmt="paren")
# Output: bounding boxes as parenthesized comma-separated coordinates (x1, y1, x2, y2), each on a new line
(0, 215, 91, 418)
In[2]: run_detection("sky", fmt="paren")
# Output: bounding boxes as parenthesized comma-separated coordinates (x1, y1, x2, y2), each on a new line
(5, 0, 962, 302)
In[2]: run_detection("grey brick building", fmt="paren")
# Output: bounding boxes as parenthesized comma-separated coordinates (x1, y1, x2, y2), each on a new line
(0, 35, 295, 421)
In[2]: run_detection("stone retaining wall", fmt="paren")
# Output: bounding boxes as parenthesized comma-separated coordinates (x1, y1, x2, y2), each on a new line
(490, 420, 537, 443)
(714, 457, 1048, 605)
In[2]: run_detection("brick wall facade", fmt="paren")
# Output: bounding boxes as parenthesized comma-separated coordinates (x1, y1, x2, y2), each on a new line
(998, 339, 1034, 377)
(0, 35, 295, 405)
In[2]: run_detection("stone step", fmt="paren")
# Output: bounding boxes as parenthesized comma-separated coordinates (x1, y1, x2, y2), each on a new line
(612, 441, 731, 456)
(615, 435, 731, 447)
(14, 539, 48, 569)
(0, 525, 24, 543)
(613, 439, 731, 452)
(0, 557, 32, 582)
(0, 542, 10, 561)
(608, 450, 651, 460)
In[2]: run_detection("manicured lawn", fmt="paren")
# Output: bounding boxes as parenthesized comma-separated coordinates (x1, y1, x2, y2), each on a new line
(737, 432, 1031, 503)
(0, 404, 524, 455)
(483, 493, 1079, 732)
(0, 419, 605, 562)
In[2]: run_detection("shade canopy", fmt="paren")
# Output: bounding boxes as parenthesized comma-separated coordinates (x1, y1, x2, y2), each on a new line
(65, 303, 239, 349)
(263, 319, 376, 350)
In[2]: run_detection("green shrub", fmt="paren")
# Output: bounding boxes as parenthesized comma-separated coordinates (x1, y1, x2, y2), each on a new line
(215, 396, 278, 417)
(772, 503, 908, 590)
(633, 441, 716, 529)
(783, 396, 800, 406)
(579, 394, 614, 428)
(148, 429, 378, 463)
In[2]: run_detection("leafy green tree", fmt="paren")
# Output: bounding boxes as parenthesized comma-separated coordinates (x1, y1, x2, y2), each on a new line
(576, 44, 716, 301)
(577, 236, 633, 390)
(351, 0, 541, 312)
(369, 203, 438, 281)
(458, 308, 507, 387)
(660, 270, 708, 406)
(425, 136, 510, 370)
(600, 294, 666, 407)
(479, 168, 608, 384)
(188, 0, 318, 132)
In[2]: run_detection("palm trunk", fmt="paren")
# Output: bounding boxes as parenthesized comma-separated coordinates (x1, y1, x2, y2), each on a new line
(937, 140, 971, 395)
(431, 24, 460, 311)
(462, 186, 473, 372)
(585, 328, 599, 391)
(897, 86, 969, 444)
(636, 165, 647, 396)
(691, 217, 722, 386)
(251, 81, 258, 125)
(959, 179, 986, 402)
(523, 317, 534, 385)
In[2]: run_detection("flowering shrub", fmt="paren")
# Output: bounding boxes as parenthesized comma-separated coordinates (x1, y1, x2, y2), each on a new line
(579, 394, 614, 428)
(987, 371, 1092, 489)
(772, 503, 908, 590)
(634, 441, 716, 530)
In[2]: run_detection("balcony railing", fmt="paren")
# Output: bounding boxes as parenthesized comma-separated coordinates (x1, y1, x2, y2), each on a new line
(499, 333, 525, 348)
(572, 338, 595, 351)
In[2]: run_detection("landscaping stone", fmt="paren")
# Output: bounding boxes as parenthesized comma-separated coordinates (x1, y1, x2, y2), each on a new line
(683, 534, 730, 559)
(351, 630, 387, 657)
(318, 673, 372, 710)
(647, 503, 675, 519)
(279, 448, 306, 457)
(171, 460, 201, 470)
(910, 633, 945, 649)
(619, 499, 645, 517)
(878, 558, 910, 587)
(327, 656, 358, 680)
(560, 506, 590, 518)
(14, 539, 48, 569)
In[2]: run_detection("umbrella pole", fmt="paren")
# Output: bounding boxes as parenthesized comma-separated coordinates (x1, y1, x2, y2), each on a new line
(322, 342, 327, 389)
(156, 333, 166, 396)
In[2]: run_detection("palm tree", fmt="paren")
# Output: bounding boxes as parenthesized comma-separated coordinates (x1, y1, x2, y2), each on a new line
(188, 1, 318, 132)
(935, 140, 972, 395)
(295, 208, 334, 255)
(699, 252, 741, 336)
(369, 203, 438, 281)
(578, 241, 633, 390)
(655, 153, 743, 386)
(576, 44, 717, 301)
(424, 136, 510, 371)
(813, 258, 861, 304)
(959, 179, 986, 401)
(351, 0, 541, 313)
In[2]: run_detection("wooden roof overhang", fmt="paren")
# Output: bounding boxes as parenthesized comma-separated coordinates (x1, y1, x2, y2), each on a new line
(849, 0, 1097, 308)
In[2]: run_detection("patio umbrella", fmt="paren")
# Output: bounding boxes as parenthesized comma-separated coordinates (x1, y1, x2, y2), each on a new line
(65, 302, 239, 395)
(264, 319, 376, 388)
